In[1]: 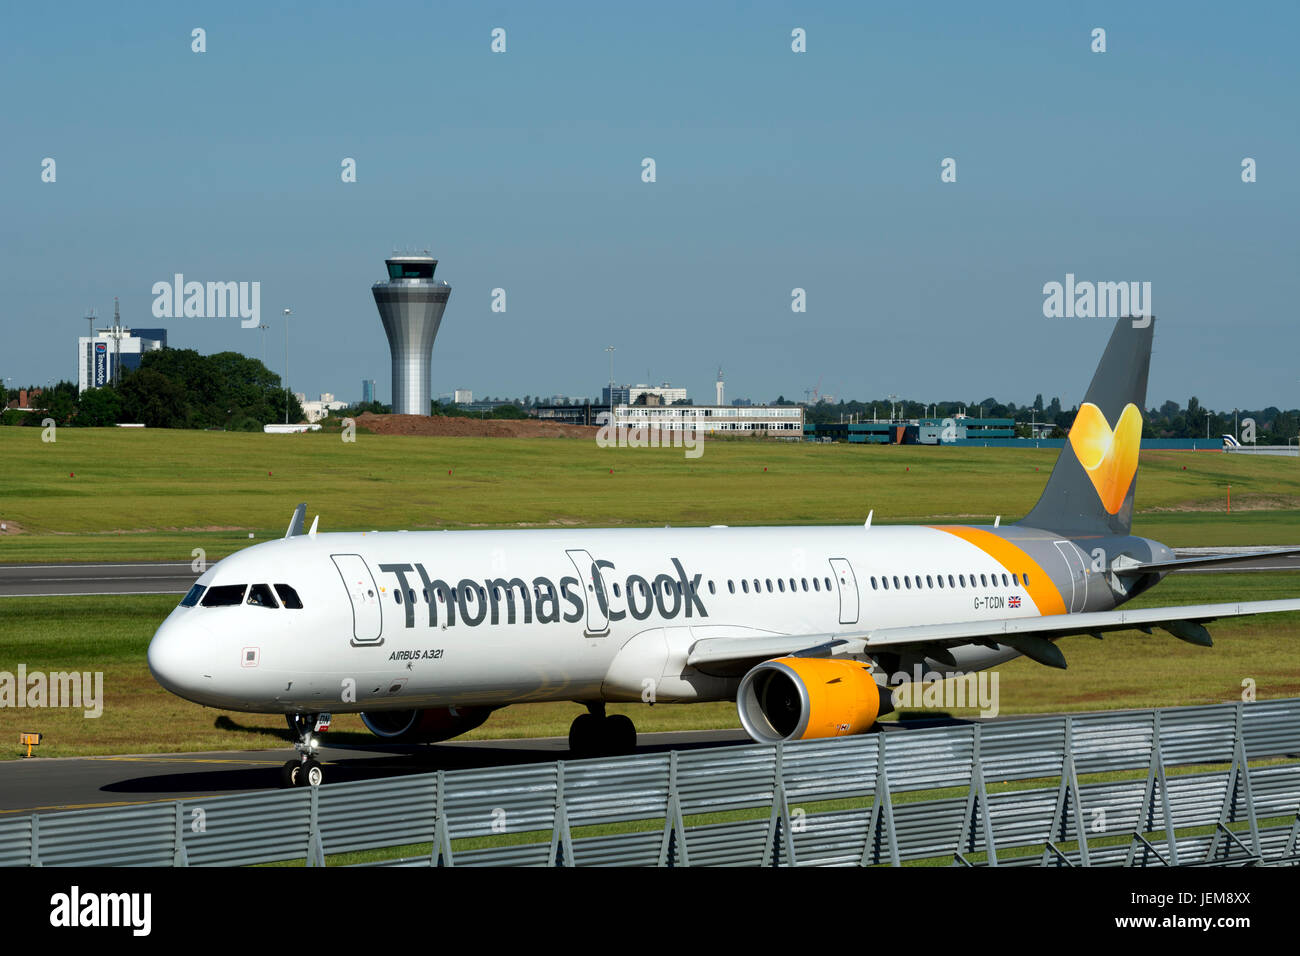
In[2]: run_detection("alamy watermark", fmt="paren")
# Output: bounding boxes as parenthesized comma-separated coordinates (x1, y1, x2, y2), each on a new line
(1, 666, 103, 718)
(888, 665, 1000, 718)
(596, 412, 703, 459)
(1042, 273, 1151, 326)
(151, 274, 261, 328)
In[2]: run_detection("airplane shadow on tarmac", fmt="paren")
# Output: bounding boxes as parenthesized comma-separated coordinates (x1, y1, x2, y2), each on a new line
(96, 713, 977, 798)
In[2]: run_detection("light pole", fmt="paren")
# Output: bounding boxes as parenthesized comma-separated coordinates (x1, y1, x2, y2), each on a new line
(283, 309, 292, 424)
(258, 324, 269, 369)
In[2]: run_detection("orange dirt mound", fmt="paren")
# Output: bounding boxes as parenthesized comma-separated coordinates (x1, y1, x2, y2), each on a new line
(353, 412, 597, 439)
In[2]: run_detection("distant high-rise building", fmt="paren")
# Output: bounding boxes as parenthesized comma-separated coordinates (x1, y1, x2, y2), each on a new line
(372, 253, 452, 415)
(453, 388, 473, 404)
(361, 379, 375, 404)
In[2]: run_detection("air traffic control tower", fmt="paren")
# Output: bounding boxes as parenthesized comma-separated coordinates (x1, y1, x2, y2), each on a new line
(372, 254, 452, 415)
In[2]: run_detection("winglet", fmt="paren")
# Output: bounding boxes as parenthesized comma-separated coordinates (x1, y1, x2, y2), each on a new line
(285, 503, 307, 538)
(864, 510, 874, 529)
(308, 515, 319, 538)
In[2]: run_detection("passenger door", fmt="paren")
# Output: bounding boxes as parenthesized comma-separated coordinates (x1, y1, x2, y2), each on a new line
(565, 549, 610, 636)
(331, 553, 383, 645)
(828, 557, 860, 625)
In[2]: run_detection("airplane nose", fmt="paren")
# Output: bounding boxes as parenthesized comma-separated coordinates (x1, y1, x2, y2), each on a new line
(148, 615, 212, 700)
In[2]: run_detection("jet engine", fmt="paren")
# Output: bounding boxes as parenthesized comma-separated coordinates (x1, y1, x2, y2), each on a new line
(736, 657, 893, 743)
(360, 706, 494, 743)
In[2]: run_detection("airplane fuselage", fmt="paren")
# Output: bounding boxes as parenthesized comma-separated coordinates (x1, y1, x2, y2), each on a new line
(147, 523, 1173, 716)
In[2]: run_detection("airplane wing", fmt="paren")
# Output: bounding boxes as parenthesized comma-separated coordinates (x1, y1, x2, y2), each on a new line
(687, 598, 1300, 673)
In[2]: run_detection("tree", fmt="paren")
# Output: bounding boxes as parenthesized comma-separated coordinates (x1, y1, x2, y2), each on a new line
(118, 368, 187, 427)
(76, 386, 123, 426)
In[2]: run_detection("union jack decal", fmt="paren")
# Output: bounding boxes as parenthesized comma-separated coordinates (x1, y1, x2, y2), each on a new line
(1009, 595, 1022, 609)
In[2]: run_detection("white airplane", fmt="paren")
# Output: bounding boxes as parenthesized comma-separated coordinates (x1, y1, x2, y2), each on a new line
(148, 316, 1300, 786)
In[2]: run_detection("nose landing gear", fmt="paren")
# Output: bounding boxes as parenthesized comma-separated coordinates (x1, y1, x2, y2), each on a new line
(280, 713, 330, 788)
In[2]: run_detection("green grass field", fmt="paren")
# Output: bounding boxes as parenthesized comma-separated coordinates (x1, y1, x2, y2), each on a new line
(1, 574, 1296, 761)
(1, 428, 1298, 563)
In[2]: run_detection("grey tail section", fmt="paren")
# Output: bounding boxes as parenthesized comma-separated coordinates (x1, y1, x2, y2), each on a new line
(1019, 316, 1154, 537)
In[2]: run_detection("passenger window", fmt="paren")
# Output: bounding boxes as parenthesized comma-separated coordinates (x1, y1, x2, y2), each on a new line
(202, 584, 247, 607)
(926, 575, 933, 588)
(892, 576, 900, 589)
(980, 574, 988, 587)
(801, 578, 808, 591)
(274, 584, 304, 609)
(813, 578, 820, 592)
(394, 590, 403, 605)
(728, 580, 735, 594)
(765, 579, 773, 592)
(948, 575, 955, 588)
(742, 580, 750, 593)
(708, 580, 716, 595)
(1002, 573, 1009, 587)
(871, 576, 878, 590)
(936, 575, 944, 589)
(247, 583, 279, 608)
(825, 577, 832, 590)
(1023, 572, 1031, 587)
(777, 579, 785, 592)
(882, 576, 889, 590)
(180, 584, 206, 607)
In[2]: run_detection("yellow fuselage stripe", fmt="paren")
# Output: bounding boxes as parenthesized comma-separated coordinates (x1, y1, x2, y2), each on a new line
(929, 525, 1069, 617)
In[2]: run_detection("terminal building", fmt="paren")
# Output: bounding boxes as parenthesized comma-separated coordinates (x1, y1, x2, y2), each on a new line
(611, 403, 804, 437)
(77, 327, 167, 393)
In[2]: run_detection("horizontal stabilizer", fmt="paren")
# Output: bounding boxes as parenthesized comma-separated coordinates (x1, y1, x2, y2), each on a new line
(1126, 548, 1300, 574)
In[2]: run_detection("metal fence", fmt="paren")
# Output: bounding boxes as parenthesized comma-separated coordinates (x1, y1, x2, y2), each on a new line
(3, 698, 1299, 867)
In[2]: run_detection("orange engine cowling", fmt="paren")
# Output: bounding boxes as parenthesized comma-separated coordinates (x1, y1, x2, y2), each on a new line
(737, 658, 892, 743)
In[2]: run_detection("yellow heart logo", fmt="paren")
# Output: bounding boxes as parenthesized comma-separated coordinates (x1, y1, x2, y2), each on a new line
(1068, 402, 1141, 515)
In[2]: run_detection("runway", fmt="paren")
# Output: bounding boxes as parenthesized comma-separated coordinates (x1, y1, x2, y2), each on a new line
(2, 548, 1298, 598)
(0, 561, 198, 598)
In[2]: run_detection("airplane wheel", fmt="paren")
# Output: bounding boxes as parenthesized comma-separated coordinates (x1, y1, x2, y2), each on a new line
(605, 714, 637, 755)
(569, 713, 600, 756)
(300, 759, 323, 787)
(280, 760, 300, 789)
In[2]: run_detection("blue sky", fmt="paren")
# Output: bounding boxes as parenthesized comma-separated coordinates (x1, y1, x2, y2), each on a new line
(2, 1, 1296, 410)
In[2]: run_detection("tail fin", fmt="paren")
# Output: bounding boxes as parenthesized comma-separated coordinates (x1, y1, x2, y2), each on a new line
(1019, 316, 1154, 537)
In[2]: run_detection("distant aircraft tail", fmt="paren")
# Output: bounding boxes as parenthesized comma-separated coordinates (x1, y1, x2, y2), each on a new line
(1019, 316, 1154, 537)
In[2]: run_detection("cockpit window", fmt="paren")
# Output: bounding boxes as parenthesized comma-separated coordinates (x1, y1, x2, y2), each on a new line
(247, 583, 279, 608)
(202, 584, 248, 607)
(274, 584, 304, 609)
(180, 584, 206, 607)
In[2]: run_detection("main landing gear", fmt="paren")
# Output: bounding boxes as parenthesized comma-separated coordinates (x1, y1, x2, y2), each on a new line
(568, 702, 637, 758)
(280, 713, 330, 788)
